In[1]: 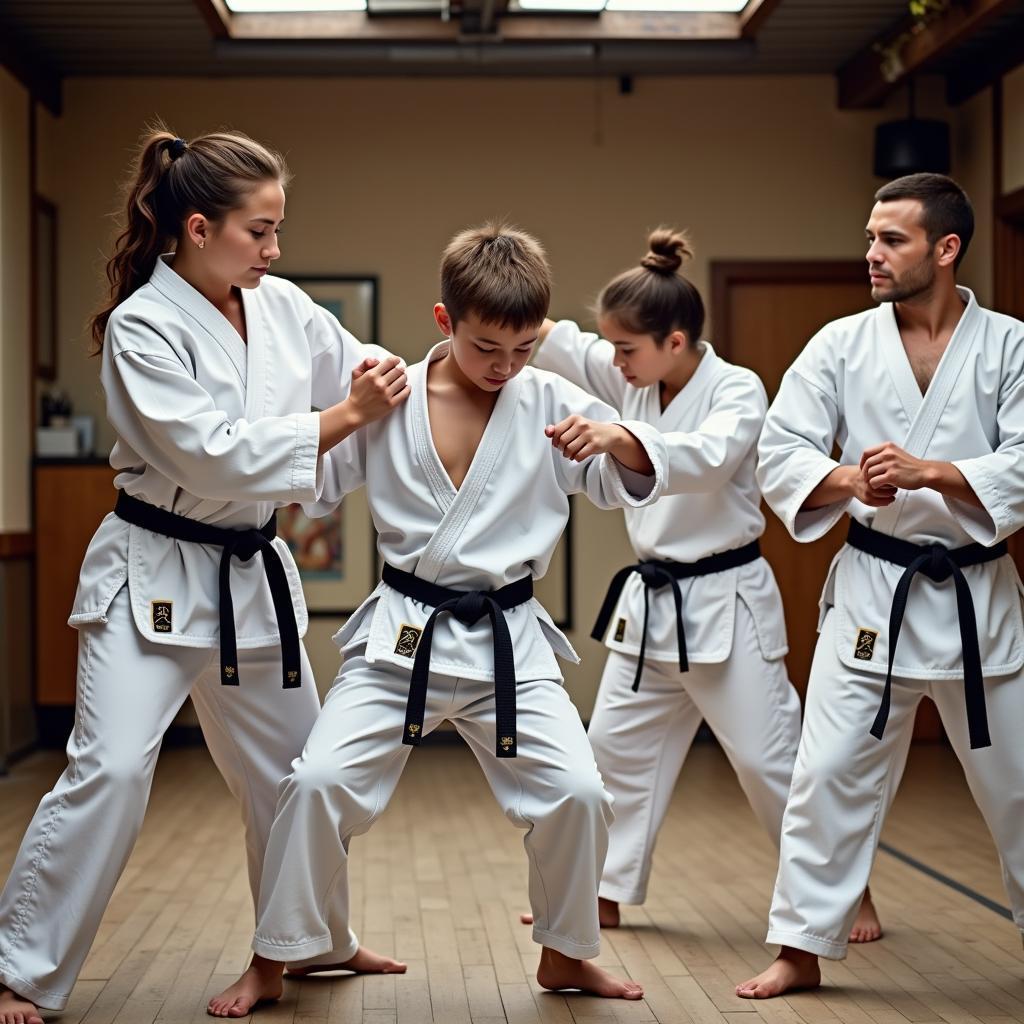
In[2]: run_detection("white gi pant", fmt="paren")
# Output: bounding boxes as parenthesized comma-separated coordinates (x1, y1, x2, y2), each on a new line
(0, 588, 326, 1011)
(252, 646, 613, 964)
(589, 600, 803, 905)
(768, 608, 1024, 959)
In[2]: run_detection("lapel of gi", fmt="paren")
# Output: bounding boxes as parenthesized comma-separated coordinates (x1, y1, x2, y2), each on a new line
(872, 287, 982, 534)
(657, 341, 719, 428)
(149, 256, 249, 388)
(414, 341, 523, 583)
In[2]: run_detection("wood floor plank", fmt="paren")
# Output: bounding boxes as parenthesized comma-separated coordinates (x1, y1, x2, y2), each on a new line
(1, 742, 1021, 1024)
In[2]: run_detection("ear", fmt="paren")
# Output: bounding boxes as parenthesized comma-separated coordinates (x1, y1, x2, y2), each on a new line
(185, 212, 209, 249)
(667, 329, 689, 355)
(935, 233, 961, 270)
(434, 303, 453, 337)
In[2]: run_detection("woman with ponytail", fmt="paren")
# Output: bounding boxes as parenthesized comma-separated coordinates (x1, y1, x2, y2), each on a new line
(528, 229, 884, 943)
(0, 126, 409, 1023)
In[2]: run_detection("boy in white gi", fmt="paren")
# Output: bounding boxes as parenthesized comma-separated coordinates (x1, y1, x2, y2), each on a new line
(525, 228, 882, 941)
(0, 127, 408, 1024)
(736, 173, 1024, 998)
(209, 224, 668, 1016)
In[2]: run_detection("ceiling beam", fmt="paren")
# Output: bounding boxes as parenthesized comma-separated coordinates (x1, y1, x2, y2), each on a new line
(838, 0, 1018, 109)
(739, 0, 782, 38)
(945, 29, 1024, 105)
(193, 0, 232, 39)
(0, 31, 61, 115)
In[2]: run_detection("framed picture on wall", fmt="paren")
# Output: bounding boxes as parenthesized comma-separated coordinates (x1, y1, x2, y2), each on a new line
(276, 491, 378, 617)
(32, 196, 58, 381)
(282, 275, 380, 343)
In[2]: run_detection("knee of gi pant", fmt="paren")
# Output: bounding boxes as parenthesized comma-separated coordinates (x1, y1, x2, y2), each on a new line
(550, 769, 614, 829)
(284, 755, 382, 833)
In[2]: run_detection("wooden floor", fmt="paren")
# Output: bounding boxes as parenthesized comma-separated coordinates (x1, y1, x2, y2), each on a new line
(1, 739, 1021, 1023)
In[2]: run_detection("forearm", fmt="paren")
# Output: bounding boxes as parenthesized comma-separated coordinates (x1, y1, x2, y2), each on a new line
(317, 400, 364, 455)
(801, 465, 855, 511)
(925, 461, 984, 509)
(609, 426, 654, 475)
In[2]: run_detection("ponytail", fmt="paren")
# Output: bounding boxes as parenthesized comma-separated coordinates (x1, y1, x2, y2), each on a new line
(90, 122, 290, 352)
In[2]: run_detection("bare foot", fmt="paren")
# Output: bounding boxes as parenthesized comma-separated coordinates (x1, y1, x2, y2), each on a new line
(286, 946, 407, 977)
(735, 948, 821, 1000)
(207, 956, 284, 1017)
(849, 887, 883, 943)
(520, 897, 620, 930)
(0, 986, 43, 1024)
(536, 946, 643, 999)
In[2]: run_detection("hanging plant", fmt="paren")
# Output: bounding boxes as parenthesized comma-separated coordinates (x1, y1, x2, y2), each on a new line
(874, 0, 956, 83)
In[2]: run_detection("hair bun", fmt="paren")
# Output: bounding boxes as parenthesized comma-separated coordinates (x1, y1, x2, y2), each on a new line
(640, 227, 694, 275)
(167, 137, 187, 161)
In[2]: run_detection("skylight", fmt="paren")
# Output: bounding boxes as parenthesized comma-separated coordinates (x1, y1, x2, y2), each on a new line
(224, 1, 368, 11)
(515, 0, 748, 9)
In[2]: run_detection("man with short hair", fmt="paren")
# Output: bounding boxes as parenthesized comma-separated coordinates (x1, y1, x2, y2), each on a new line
(736, 173, 1024, 998)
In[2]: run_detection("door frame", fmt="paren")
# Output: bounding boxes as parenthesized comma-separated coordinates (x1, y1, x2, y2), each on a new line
(710, 260, 868, 362)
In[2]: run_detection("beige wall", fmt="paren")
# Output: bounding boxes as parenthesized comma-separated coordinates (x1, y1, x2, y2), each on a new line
(0, 67, 31, 534)
(952, 86, 993, 307)
(1004, 65, 1024, 196)
(38, 73, 998, 711)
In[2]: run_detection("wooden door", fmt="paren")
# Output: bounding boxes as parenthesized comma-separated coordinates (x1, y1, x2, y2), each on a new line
(711, 261, 942, 739)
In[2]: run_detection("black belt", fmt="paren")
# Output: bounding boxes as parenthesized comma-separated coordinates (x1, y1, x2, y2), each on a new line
(114, 491, 301, 690)
(846, 518, 1007, 750)
(591, 540, 762, 692)
(382, 563, 534, 758)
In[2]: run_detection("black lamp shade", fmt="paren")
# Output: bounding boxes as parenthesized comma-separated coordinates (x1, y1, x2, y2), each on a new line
(874, 119, 951, 178)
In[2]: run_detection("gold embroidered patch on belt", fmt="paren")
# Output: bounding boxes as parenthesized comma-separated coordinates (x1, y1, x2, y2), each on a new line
(151, 600, 173, 633)
(395, 623, 423, 658)
(614, 617, 627, 642)
(854, 627, 878, 661)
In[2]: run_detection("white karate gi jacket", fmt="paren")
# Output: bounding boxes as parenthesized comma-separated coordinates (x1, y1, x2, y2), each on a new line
(309, 341, 669, 684)
(535, 321, 787, 664)
(758, 287, 1024, 680)
(69, 257, 368, 649)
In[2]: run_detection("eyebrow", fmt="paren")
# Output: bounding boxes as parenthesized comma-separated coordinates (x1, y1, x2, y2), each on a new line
(474, 336, 538, 346)
(249, 217, 283, 225)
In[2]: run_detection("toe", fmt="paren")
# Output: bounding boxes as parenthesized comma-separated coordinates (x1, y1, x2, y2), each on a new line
(520, 914, 533, 925)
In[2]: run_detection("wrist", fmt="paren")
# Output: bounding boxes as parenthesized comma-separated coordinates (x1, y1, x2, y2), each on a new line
(837, 464, 859, 497)
(923, 460, 949, 490)
(338, 398, 365, 431)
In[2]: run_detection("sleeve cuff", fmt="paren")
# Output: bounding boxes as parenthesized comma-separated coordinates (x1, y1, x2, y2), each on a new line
(291, 411, 322, 503)
(604, 421, 666, 506)
(946, 458, 1003, 545)
(789, 460, 849, 542)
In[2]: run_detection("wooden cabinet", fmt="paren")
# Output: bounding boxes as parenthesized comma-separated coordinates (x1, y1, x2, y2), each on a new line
(34, 460, 117, 706)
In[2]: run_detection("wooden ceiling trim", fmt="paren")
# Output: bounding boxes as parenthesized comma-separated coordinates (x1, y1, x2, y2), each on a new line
(739, 0, 783, 37)
(193, 0, 231, 37)
(837, 0, 1018, 109)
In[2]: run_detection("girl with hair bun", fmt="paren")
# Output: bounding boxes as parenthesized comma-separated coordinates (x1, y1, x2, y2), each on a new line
(0, 124, 408, 1023)
(530, 229, 883, 941)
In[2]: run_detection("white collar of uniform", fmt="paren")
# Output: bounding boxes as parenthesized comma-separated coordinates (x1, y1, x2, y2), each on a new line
(148, 254, 250, 385)
(411, 338, 525, 511)
(655, 339, 720, 423)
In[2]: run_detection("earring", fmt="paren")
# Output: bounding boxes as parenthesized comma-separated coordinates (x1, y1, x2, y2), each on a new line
(198, 240, 205, 250)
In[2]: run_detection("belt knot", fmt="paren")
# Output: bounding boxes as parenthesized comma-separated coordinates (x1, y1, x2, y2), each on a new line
(453, 591, 489, 625)
(923, 543, 953, 583)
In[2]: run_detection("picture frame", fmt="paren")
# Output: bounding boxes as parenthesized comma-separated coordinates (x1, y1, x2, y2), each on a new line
(277, 495, 379, 618)
(281, 274, 380, 344)
(32, 196, 58, 381)
(277, 274, 381, 616)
